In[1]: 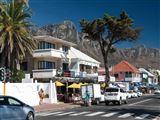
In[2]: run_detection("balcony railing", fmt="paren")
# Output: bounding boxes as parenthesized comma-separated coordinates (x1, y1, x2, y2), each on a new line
(125, 77, 141, 82)
(33, 49, 68, 59)
(33, 69, 57, 78)
(70, 71, 98, 78)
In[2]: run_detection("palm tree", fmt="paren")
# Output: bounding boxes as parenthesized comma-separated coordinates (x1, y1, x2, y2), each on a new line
(0, 0, 36, 70)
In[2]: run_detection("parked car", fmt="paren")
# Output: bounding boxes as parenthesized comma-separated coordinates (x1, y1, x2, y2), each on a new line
(126, 91, 132, 99)
(154, 89, 160, 94)
(128, 90, 138, 98)
(137, 91, 143, 97)
(0, 96, 35, 120)
(104, 87, 128, 105)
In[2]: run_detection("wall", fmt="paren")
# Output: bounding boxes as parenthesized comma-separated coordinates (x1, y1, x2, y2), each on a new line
(0, 82, 57, 106)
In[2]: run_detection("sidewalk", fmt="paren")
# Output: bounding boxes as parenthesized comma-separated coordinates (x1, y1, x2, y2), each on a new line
(33, 102, 81, 113)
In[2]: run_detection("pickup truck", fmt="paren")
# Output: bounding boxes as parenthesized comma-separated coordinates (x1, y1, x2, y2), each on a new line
(104, 87, 128, 105)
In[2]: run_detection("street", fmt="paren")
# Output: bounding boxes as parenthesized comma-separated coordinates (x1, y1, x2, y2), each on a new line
(36, 94, 160, 120)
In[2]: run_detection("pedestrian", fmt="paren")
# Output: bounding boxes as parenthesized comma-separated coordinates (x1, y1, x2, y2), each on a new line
(38, 88, 45, 105)
(85, 90, 91, 106)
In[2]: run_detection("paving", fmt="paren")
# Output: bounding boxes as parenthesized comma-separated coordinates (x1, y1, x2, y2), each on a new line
(34, 102, 80, 113)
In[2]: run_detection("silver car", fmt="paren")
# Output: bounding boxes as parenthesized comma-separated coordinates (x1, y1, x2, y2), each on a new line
(0, 96, 35, 120)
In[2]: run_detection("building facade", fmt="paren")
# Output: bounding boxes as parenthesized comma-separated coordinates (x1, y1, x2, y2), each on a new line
(110, 60, 141, 83)
(21, 36, 100, 81)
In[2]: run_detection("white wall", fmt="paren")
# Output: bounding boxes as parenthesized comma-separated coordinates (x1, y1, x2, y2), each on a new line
(0, 82, 57, 106)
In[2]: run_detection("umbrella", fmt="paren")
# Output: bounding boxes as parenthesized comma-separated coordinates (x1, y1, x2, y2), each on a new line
(68, 83, 81, 89)
(55, 81, 65, 87)
(101, 83, 106, 88)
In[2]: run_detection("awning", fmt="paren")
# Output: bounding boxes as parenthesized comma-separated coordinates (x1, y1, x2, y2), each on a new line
(68, 83, 81, 89)
(55, 81, 65, 87)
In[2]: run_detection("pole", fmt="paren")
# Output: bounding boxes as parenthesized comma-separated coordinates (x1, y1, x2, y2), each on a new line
(3, 82, 6, 96)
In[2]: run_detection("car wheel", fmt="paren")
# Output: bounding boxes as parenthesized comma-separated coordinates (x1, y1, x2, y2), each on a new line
(124, 98, 128, 104)
(105, 101, 109, 105)
(26, 112, 34, 120)
(118, 98, 122, 105)
(96, 99, 100, 105)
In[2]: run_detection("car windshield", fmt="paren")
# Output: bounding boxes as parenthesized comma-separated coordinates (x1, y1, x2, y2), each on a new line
(106, 88, 118, 92)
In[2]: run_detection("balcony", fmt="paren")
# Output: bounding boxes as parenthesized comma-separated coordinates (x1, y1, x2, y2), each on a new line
(125, 77, 141, 82)
(33, 69, 57, 78)
(70, 71, 98, 78)
(33, 49, 68, 59)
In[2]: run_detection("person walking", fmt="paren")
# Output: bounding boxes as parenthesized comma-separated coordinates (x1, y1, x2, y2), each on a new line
(38, 88, 45, 105)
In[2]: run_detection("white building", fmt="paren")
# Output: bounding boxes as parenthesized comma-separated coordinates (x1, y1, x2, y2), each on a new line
(139, 68, 156, 84)
(21, 36, 100, 80)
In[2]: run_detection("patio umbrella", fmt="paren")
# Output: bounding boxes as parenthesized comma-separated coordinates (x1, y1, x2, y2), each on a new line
(55, 81, 65, 87)
(68, 83, 81, 89)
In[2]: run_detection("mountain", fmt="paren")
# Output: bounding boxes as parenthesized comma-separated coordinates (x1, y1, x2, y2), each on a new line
(31, 21, 160, 69)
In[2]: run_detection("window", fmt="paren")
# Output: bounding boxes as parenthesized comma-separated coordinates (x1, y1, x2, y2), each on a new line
(8, 98, 21, 106)
(125, 72, 132, 78)
(62, 46, 69, 52)
(120, 89, 124, 93)
(21, 62, 28, 71)
(105, 88, 118, 92)
(38, 61, 55, 69)
(0, 98, 6, 105)
(63, 63, 69, 71)
(38, 41, 55, 49)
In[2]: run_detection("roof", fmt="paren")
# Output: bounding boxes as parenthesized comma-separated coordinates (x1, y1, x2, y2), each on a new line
(69, 47, 100, 65)
(111, 60, 140, 74)
(139, 68, 154, 77)
(33, 35, 76, 46)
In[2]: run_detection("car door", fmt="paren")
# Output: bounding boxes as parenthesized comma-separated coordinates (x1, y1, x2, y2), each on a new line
(7, 97, 26, 120)
(120, 89, 126, 100)
(0, 97, 9, 120)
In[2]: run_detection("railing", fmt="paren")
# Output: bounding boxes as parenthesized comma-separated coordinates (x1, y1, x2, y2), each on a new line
(32, 69, 57, 78)
(33, 49, 68, 58)
(125, 77, 141, 82)
(69, 71, 98, 78)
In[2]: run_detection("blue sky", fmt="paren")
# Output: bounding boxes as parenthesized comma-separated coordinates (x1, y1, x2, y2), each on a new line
(30, 0, 160, 48)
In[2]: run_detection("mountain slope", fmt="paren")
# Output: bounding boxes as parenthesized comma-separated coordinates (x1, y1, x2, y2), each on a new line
(31, 21, 160, 69)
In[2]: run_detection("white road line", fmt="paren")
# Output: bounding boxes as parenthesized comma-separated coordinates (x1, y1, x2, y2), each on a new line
(85, 112, 105, 116)
(118, 113, 134, 118)
(69, 112, 90, 116)
(101, 112, 118, 117)
(55, 112, 75, 116)
(128, 99, 152, 106)
(135, 114, 150, 119)
(39, 111, 63, 116)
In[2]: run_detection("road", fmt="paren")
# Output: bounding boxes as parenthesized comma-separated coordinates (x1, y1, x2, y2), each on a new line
(36, 94, 160, 120)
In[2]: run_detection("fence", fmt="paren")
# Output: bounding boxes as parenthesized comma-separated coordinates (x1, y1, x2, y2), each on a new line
(0, 81, 57, 106)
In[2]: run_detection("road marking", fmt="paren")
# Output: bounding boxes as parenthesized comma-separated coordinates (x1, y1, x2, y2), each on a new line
(55, 112, 75, 116)
(128, 99, 152, 106)
(39, 111, 63, 116)
(85, 112, 105, 116)
(118, 113, 134, 118)
(69, 111, 90, 116)
(135, 114, 150, 119)
(101, 112, 118, 117)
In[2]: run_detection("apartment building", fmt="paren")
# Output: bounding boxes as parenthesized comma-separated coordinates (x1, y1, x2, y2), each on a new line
(21, 35, 100, 80)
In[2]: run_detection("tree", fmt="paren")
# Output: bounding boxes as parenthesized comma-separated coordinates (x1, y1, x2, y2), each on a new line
(10, 69, 25, 83)
(80, 11, 140, 86)
(0, 0, 36, 70)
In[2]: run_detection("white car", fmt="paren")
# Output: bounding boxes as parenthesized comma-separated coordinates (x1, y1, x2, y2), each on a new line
(126, 92, 132, 99)
(154, 89, 160, 94)
(131, 92, 138, 98)
(128, 91, 138, 98)
(104, 87, 128, 105)
(137, 91, 143, 97)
